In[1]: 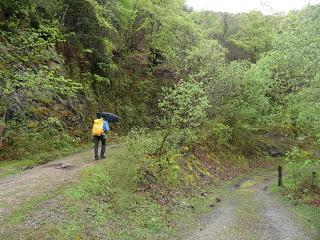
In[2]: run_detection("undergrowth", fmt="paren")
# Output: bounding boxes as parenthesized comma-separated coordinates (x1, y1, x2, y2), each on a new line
(279, 147, 320, 207)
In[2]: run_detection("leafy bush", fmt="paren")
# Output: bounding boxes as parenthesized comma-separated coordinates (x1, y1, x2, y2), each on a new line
(159, 79, 209, 130)
(2, 119, 79, 160)
(285, 147, 320, 193)
(210, 122, 232, 146)
(124, 129, 181, 188)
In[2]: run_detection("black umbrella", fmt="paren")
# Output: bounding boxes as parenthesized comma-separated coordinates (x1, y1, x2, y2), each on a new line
(100, 112, 120, 123)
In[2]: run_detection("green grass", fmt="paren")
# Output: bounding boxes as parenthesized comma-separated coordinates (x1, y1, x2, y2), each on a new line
(8, 201, 37, 224)
(65, 145, 176, 239)
(7, 193, 56, 224)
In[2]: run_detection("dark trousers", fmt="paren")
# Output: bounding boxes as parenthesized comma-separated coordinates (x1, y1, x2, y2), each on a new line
(93, 135, 106, 159)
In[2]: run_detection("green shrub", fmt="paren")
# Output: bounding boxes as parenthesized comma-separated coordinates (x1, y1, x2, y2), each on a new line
(285, 147, 320, 192)
(159, 79, 209, 130)
(2, 119, 79, 160)
(124, 129, 181, 188)
(210, 122, 232, 146)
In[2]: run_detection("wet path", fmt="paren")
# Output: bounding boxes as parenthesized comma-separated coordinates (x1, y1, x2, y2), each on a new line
(187, 175, 316, 240)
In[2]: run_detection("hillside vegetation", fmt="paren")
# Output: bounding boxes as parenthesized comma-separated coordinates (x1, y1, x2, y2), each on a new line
(0, 0, 320, 229)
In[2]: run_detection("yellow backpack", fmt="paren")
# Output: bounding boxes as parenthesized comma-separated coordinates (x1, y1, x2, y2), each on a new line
(92, 119, 104, 136)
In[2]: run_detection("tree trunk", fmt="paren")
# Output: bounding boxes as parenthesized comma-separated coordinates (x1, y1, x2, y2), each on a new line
(61, 4, 69, 26)
(156, 131, 170, 156)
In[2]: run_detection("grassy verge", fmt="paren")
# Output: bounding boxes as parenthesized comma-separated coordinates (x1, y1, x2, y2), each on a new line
(0, 143, 90, 179)
(63, 147, 228, 239)
(30, 186, 227, 239)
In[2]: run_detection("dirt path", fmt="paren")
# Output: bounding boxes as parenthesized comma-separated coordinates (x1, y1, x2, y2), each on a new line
(187, 175, 316, 240)
(0, 144, 120, 239)
(0, 145, 122, 224)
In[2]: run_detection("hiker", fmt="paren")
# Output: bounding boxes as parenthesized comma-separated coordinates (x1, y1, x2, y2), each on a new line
(92, 112, 110, 160)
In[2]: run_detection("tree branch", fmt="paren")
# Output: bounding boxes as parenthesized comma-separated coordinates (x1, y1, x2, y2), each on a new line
(61, 4, 69, 26)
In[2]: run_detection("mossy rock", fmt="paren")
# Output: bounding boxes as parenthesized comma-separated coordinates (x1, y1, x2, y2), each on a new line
(30, 107, 49, 117)
(33, 95, 52, 105)
(180, 146, 190, 153)
(27, 121, 38, 129)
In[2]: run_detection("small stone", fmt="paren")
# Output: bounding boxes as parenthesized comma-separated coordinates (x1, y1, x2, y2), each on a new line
(188, 205, 195, 210)
(210, 203, 215, 208)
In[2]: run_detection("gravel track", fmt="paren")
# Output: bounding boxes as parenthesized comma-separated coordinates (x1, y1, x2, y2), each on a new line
(0, 150, 94, 219)
(187, 176, 316, 240)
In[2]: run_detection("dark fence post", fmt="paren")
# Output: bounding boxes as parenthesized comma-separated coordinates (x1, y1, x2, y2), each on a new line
(312, 172, 316, 188)
(278, 166, 283, 187)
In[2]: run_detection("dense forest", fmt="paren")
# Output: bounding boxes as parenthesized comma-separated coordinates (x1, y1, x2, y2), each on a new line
(1, 0, 319, 164)
(0, 0, 320, 239)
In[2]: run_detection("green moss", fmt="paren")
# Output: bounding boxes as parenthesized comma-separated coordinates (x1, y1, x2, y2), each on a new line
(30, 106, 50, 117)
(240, 180, 257, 188)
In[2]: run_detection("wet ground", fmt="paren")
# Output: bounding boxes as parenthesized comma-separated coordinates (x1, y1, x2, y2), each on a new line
(187, 175, 316, 240)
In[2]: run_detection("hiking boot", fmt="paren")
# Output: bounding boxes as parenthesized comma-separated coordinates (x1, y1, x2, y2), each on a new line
(100, 155, 106, 159)
(95, 157, 99, 161)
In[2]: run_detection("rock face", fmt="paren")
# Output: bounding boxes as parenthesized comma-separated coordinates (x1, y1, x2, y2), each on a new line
(257, 143, 286, 158)
(313, 151, 320, 158)
(270, 149, 285, 158)
(254, 132, 292, 158)
(0, 47, 9, 56)
(0, 27, 97, 160)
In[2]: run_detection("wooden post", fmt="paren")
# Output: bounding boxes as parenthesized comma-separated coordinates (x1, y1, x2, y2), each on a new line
(0, 106, 7, 149)
(312, 172, 316, 188)
(278, 166, 283, 187)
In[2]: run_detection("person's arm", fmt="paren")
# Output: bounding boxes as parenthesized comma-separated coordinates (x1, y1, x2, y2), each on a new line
(103, 120, 110, 132)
